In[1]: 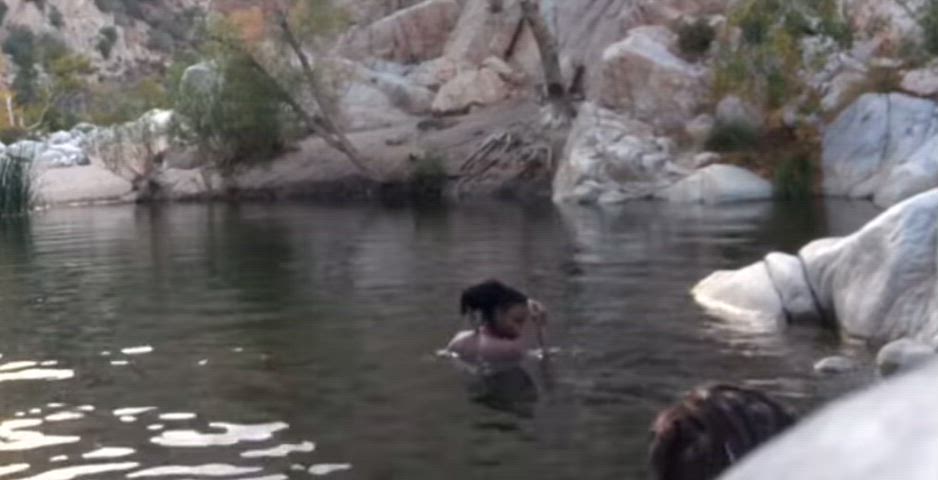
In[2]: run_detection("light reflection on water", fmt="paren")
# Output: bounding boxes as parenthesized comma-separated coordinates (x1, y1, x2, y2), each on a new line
(0, 200, 882, 479)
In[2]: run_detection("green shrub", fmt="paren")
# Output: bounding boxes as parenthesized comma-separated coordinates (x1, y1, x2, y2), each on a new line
(0, 127, 28, 145)
(147, 29, 174, 52)
(3, 27, 36, 67)
(49, 5, 63, 28)
(88, 75, 172, 126)
(766, 69, 791, 109)
(922, 0, 938, 55)
(774, 154, 813, 199)
(818, 17, 853, 48)
(10, 64, 38, 105)
(678, 19, 716, 58)
(705, 121, 762, 152)
(36, 33, 69, 66)
(96, 26, 118, 59)
(0, 156, 33, 217)
(174, 54, 289, 175)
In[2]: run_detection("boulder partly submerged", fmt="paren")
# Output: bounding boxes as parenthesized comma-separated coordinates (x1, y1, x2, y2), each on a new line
(656, 164, 773, 204)
(719, 359, 938, 480)
(693, 189, 938, 345)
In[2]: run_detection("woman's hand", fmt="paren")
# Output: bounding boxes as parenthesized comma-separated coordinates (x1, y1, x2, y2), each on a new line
(528, 299, 547, 326)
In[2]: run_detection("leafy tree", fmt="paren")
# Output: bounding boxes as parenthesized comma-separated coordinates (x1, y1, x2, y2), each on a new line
(49, 5, 64, 28)
(179, 1, 380, 179)
(97, 26, 118, 59)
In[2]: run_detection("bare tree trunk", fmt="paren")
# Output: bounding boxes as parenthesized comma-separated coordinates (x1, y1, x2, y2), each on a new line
(6, 95, 15, 127)
(275, 14, 381, 180)
(518, 0, 576, 123)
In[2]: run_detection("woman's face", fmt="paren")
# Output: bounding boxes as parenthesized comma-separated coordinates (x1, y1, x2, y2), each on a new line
(493, 303, 529, 339)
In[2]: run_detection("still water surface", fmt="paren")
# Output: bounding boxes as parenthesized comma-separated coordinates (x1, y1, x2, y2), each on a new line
(0, 200, 881, 479)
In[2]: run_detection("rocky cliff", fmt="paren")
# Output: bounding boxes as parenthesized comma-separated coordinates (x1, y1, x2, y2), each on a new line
(4, 0, 938, 206)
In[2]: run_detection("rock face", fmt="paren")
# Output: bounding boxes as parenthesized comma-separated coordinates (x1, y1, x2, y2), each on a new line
(719, 359, 938, 480)
(552, 103, 684, 204)
(822, 93, 938, 207)
(900, 62, 938, 97)
(339, 0, 461, 63)
(431, 58, 518, 114)
(35, 165, 134, 205)
(443, 0, 524, 66)
(598, 26, 710, 132)
(4, 0, 206, 79)
(692, 189, 938, 345)
(657, 164, 773, 204)
(844, 0, 927, 48)
(715, 95, 764, 130)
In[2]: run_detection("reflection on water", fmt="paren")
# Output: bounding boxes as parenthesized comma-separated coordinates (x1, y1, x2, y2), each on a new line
(0, 200, 880, 479)
(467, 366, 539, 418)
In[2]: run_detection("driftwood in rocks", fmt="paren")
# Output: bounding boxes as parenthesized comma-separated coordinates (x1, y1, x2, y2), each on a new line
(454, 125, 553, 197)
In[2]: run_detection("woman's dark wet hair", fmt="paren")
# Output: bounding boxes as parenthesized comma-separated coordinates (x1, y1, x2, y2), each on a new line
(649, 384, 795, 480)
(460, 280, 528, 329)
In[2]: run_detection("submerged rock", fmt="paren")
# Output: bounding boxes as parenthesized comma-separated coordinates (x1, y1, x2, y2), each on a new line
(876, 339, 936, 377)
(720, 359, 938, 480)
(692, 261, 786, 328)
(813, 356, 858, 375)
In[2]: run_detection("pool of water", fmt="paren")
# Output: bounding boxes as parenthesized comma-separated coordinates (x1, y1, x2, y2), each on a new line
(0, 199, 881, 479)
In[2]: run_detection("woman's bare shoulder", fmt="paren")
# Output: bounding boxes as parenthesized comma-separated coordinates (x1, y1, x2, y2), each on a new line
(447, 330, 477, 350)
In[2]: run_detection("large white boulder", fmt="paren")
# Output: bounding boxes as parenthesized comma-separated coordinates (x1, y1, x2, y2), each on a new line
(844, 0, 927, 47)
(339, 0, 461, 63)
(900, 62, 938, 97)
(692, 189, 938, 346)
(598, 26, 710, 132)
(801, 190, 938, 343)
(443, 0, 524, 66)
(431, 58, 518, 114)
(692, 261, 787, 328)
(719, 359, 938, 480)
(822, 93, 938, 206)
(657, 164, 773, 204)
(35, 165, 134, 206)
(552, 102, 683, 204)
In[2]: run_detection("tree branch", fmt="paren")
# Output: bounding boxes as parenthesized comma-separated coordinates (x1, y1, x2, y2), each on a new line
(275, 12, 380, 180)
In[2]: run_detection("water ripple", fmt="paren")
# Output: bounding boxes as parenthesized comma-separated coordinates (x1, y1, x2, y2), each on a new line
(17, 462, 139, 480)
(0, 419, 80, 451)
(241, 442, 316, 458)
(0, 369, 72, 383)
(150, 422, 289, 448)
(126, 464, 261, 478)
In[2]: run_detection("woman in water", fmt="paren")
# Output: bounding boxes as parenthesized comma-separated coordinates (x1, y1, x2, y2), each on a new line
(649, 384, 795, 480)
(447, 280, 548, 366)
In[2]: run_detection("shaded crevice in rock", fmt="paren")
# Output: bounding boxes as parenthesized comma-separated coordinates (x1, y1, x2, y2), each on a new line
(760, 258, 794, 326)
(795, 252, 836, 331)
